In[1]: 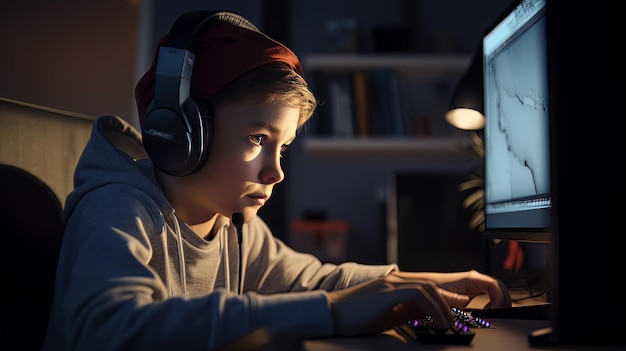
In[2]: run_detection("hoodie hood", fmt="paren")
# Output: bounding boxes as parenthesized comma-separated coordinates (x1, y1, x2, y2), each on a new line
(63, 115, 170, 224)
(63, 115, 194, 297)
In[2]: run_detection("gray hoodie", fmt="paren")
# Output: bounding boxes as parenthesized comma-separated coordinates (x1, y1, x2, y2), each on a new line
(43, 115, 397, 351)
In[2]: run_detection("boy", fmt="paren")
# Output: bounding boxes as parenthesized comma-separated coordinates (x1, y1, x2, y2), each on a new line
(43, 10, 510, 350)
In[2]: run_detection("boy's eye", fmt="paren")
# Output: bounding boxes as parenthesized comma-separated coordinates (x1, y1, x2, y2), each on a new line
(248, 135, 263, 146)
(248, 135, 290, 158)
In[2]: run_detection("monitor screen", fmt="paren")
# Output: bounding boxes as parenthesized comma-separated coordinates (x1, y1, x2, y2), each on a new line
(482, 0, 550, 243)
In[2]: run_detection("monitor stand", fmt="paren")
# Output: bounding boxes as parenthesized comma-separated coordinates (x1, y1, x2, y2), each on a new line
(470, 303, 550, 320)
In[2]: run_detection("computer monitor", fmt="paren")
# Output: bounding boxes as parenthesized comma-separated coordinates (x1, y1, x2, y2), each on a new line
(482, 0, 551, 244)
(482, 0, 620, 346)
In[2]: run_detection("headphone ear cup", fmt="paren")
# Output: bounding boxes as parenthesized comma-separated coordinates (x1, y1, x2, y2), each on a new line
(142, 10, 250, 176)
(142, 96, 211, 177)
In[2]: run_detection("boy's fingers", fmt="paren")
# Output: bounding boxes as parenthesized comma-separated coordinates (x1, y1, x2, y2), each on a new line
(438, 288, 471, 308)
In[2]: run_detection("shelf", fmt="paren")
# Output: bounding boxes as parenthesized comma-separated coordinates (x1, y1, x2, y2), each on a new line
(302, 54, 476, 162)
(303, 137, 476, 160)
(303, 54, 470, 76)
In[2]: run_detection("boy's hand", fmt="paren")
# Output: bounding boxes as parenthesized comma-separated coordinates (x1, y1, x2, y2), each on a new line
(326, 276, 455, 336)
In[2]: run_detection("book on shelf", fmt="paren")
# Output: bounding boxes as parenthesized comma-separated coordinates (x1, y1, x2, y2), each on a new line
(396, 77, 434, 137)
(352, 71, 369, 137)
(328, 75, 354, 137)
(375, 69, 404, 136)
(312, 69, 444, 138)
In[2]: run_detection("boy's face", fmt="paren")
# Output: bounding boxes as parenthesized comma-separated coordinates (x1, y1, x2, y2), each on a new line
(172, 101, 299, 224)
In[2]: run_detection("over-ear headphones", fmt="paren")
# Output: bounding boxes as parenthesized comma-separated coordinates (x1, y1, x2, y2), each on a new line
(142, 11, 258, 176)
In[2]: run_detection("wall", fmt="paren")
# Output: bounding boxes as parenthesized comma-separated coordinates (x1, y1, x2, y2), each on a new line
(0, 0, 140, 125)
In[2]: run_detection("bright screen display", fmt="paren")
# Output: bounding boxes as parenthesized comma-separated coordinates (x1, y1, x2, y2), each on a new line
(483, 0, 551, 241)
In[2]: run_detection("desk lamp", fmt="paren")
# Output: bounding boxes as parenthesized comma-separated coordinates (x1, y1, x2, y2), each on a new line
(445, 43, 484, 131)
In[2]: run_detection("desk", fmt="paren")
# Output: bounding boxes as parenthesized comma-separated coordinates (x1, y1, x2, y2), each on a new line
(301, 319, 621, 351)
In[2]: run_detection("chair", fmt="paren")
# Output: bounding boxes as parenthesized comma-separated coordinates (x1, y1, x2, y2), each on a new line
(0, 164, 64, 350)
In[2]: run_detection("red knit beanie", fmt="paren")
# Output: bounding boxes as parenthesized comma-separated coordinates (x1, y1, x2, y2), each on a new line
(134, 21, 304, 123)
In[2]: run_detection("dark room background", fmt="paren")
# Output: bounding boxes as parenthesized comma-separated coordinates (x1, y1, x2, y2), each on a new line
(0, 0, 515, 269)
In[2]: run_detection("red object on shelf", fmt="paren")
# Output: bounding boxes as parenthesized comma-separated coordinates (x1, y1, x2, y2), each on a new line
(290, 220, 350, 233)
(289, 220, 350, 263)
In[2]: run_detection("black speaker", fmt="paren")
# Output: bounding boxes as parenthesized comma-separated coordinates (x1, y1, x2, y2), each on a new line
(142, 11, 258, 176)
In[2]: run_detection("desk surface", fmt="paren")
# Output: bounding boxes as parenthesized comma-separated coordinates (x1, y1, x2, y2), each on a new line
(301, 319, 622, 351)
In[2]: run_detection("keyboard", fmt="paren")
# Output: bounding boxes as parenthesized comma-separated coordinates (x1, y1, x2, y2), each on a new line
(393, 307, 491, 345)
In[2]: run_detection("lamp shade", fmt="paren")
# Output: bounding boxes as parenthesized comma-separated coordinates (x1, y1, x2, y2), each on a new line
(446, 43, 484, 130)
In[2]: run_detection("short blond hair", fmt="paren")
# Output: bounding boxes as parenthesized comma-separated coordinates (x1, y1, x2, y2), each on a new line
(202, 62, 317, 129)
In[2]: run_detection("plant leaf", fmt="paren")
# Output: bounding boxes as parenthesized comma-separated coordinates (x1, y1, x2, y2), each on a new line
(470, 132, 484, 158)
(458, 178, 483, 192)
(469, 210, 485, 230)
(462, 189, 484, 209)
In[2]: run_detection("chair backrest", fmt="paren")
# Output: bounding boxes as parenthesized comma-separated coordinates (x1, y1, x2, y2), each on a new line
(0, 164, 64, 350)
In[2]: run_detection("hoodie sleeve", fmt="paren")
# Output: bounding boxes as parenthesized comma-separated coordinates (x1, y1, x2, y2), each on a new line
(242, 217, 399, 293)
